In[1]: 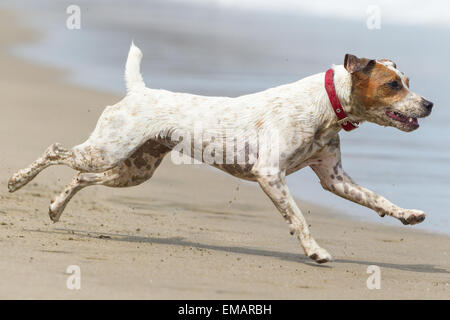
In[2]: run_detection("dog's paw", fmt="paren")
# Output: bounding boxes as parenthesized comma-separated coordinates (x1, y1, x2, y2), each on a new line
(48, 198, 63, 223)
(399, 209, 426, 225)
(308, 248, 333, 264)
(7, 176, 18, 192)
(8, 172, 27, 193)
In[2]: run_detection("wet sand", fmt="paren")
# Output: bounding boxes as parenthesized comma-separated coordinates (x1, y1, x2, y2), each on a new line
(0, 9, 449, 299)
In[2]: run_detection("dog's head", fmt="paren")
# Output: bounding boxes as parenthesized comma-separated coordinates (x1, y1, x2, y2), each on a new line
(344, 54, 433, 132)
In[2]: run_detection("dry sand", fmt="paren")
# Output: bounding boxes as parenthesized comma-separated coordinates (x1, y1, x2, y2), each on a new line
(0, 9, 449, 299)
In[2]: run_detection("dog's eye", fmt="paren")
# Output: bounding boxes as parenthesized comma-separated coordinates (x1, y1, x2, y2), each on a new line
(387, 80, 402, 90)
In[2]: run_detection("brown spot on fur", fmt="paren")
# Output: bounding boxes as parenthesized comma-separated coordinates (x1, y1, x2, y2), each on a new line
(351, 60, 408, 108)
(129, 140, 171, 169)
(145, 141, 171, 157)
(333, 162, 340, 175)
(255, 119, 264, 129)
(133, 156, 146, 169)
(132, 175, 143, 183)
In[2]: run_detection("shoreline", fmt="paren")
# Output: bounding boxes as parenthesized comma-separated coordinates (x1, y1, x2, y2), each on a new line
(0, 8, 449, 299)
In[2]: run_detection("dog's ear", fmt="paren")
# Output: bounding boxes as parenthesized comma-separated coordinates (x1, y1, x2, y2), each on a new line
(344, 54, 376, 73)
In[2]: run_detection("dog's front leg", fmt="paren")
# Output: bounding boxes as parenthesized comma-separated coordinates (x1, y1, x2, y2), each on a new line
(311, 136, 426, 225)
(256, 171, 333, 264)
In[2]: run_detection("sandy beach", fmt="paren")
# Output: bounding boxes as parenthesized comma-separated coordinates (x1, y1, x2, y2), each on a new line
(0, 9, 449, 299)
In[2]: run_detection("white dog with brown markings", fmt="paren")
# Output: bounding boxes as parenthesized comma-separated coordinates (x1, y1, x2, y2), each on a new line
(8, 43, 433, 264)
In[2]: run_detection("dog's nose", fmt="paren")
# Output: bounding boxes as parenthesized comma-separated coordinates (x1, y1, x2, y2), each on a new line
(422, 98, 433, 111)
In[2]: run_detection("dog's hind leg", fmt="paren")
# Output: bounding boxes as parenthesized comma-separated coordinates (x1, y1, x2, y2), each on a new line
(8, 106, 158, 193)
(48, 140, 171, 222)
(9, 44, 156, 193)
(8, 143, 81, 193)
(7, 140, 122, 193)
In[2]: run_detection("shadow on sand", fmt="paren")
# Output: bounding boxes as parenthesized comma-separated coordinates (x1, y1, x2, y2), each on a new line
(26, 227, 449, 274)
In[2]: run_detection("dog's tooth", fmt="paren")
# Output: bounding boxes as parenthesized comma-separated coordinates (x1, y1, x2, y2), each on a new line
(408, 117, 413, 122)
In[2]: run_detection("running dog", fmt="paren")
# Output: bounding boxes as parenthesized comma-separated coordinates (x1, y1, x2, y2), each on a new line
(8, 43, 433, 264)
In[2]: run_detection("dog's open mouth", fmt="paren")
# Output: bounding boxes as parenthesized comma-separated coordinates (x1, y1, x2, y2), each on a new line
(385, 111, 419, 128)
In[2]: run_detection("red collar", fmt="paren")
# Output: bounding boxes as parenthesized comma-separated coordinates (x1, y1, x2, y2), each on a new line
(324, 68, 359, 131)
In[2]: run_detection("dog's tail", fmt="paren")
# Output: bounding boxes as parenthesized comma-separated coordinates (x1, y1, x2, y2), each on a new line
(124, 41, 145, 93)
